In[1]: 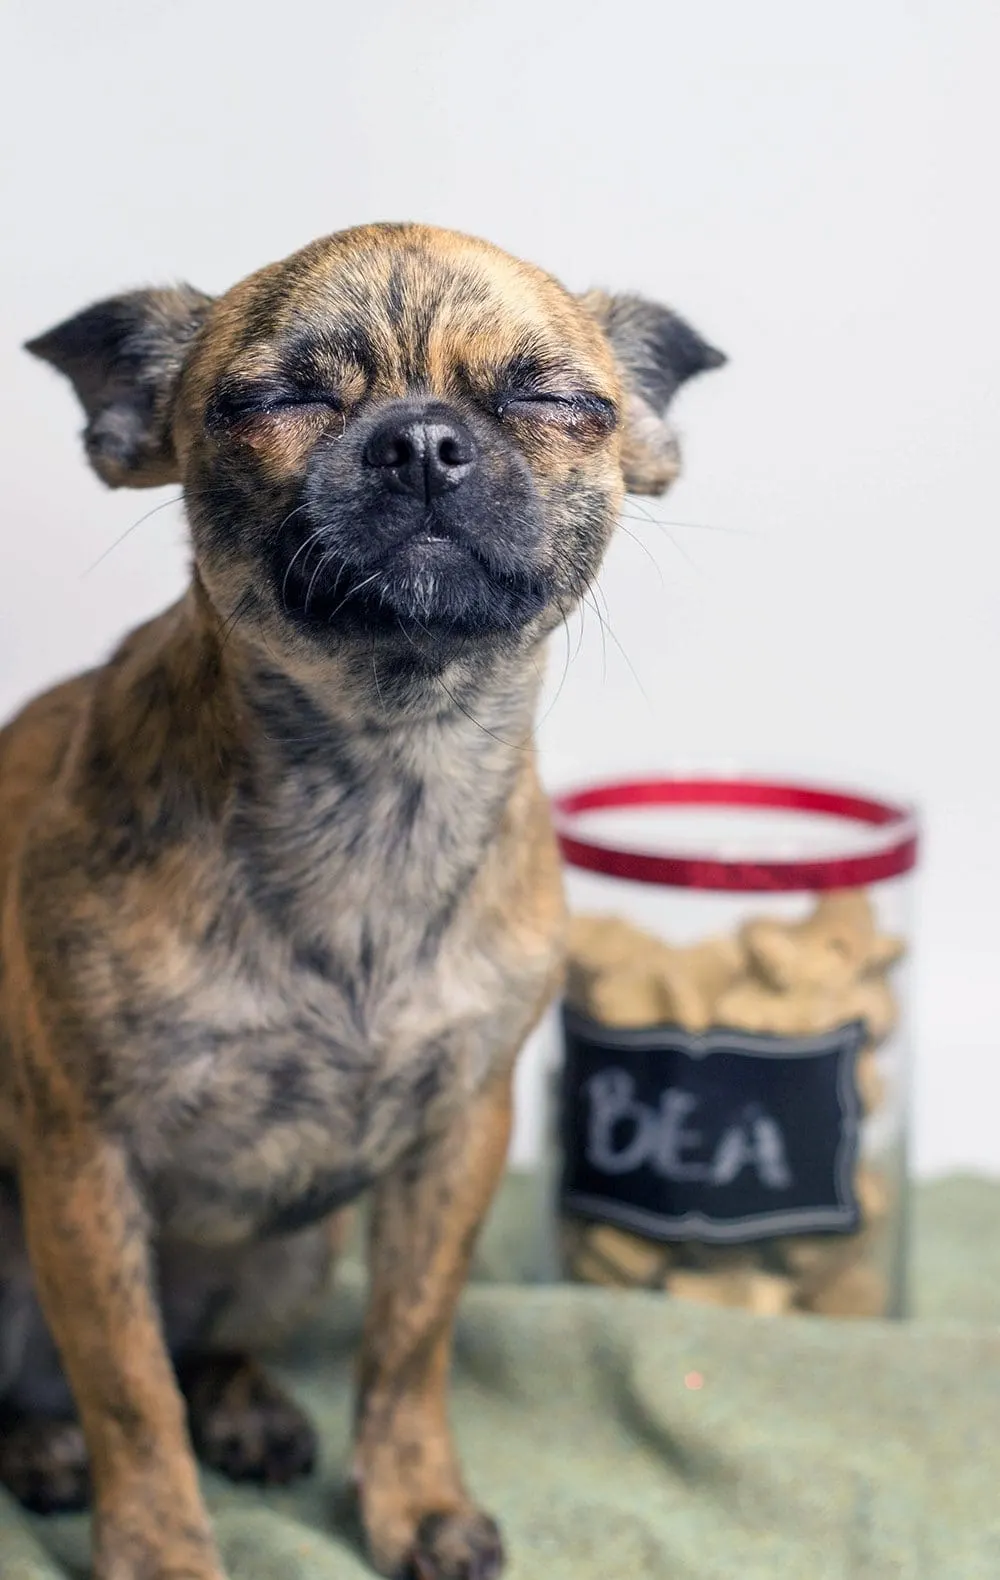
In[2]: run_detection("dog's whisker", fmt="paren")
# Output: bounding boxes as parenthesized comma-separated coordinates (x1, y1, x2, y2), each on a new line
(274, 501, 312, 538)
(282, 533, 326, 611)
(583, 589, 651, 708)
(278, 511, 325, 610)
(403, 613, 526, 751)
(254, 604, 284, 667)
(579, 579, 610, 685)
(304, 549, 338, 617)
(370, 635, 387, 717)
(534, 602, 575, 734)
(325, 572, 383, 625)
(657, 525, 703, 574)
(582, 591, 611, 685)
(218, 589, 256, 654)
(619, 502, 757, 537)
(572, 593, 588, 668)
(616, 522, 667, 588)
(433, 682, 526, 751)
(83, 492, 187, 577)
(618, 502, 705, 574)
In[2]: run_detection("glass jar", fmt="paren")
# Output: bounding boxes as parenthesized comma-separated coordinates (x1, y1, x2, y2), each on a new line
(544, 775, 919, 1318)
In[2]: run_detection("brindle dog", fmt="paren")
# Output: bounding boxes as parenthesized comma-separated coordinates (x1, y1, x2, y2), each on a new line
(0, 223, 723, 1580)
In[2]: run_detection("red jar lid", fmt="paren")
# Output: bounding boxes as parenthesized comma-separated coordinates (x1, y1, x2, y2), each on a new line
(554, 777, 919, 893)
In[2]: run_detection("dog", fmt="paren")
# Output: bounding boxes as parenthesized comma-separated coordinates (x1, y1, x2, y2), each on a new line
(0, 222, 724, 1580)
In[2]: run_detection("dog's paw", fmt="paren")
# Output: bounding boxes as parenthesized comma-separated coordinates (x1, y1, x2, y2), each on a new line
(0, 1415, 90, 1513)
(408, 1510, 505, 1580)
(181, 1353, 317, 1486)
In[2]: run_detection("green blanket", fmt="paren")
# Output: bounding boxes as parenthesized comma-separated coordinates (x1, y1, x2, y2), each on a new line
(3, 1174, 999, 1580)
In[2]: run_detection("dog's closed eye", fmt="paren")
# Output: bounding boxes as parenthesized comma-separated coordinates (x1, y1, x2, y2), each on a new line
(207, 380, 344, 427)
(495, 391, 618, 444)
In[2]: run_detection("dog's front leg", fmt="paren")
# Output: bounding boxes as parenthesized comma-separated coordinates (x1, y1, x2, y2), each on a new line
(17, 1119, 223, 1580)
(356, 1070, 512, 1580)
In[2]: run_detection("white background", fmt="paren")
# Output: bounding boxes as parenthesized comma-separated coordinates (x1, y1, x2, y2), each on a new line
(1, 0, 996, 1177)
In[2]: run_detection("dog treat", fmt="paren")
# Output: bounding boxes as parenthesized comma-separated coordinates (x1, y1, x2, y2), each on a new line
(580, 1223, 676, 1286)
(665, 1269, 796, 1315)
(586, 968, 677, 1029)
(568, 917, 745, 1031)
(855, 1047, 885, 1115)
(803, 1262, 889, 1318)
(570, 1245, 633, 1288)
(854, 1164, 890, 1225)
(775, 1229, 873, 1281)
(561, 890, 904, 1318)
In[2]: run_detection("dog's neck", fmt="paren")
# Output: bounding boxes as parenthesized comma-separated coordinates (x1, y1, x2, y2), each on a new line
(93, 584, 547, 965)
(219, 593, 546, 974)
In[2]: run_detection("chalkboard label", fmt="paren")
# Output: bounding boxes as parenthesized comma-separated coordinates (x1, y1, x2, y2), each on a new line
(559, 1008, 866, 1242)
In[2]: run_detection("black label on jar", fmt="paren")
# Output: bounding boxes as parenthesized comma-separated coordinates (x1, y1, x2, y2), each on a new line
(559, 1008, 866, 1242)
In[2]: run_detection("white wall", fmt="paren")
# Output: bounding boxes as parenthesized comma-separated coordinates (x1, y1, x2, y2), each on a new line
(2, 0, 997, 1176)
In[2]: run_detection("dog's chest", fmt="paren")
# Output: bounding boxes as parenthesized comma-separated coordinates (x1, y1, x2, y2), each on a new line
(129, 902, 514, 1245)
(115, 714, 542, 1244)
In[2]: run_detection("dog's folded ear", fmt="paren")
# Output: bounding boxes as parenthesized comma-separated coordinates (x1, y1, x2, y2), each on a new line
(581, 291, 726, 495)
(25, 285, 213, 488)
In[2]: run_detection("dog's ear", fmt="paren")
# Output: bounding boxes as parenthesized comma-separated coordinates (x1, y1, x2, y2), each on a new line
(25, 285, 214, 488)
(581, 291, 726, 495)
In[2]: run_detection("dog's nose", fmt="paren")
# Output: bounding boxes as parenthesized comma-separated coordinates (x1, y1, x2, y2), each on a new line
(363, 412, 477, 501)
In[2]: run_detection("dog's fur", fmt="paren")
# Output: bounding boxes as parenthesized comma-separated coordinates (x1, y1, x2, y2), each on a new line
(0, 223, 723, 1580)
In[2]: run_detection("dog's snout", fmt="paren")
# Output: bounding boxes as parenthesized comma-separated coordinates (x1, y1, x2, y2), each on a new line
(363, 410, 476, 501)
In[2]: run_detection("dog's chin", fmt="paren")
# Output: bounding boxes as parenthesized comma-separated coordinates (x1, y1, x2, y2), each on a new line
(282, 535, 552, 655)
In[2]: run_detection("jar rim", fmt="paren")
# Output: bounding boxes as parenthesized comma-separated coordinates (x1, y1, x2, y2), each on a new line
(553, 776, 920, 892)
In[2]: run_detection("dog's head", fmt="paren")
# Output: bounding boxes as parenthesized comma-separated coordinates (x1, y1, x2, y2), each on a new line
(27, 224, 723, 671)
